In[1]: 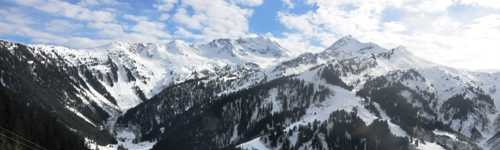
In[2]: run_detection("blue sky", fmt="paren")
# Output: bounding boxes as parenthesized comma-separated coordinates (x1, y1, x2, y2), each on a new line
(1, 0, 500, 71)
(0, 0, 309, 46)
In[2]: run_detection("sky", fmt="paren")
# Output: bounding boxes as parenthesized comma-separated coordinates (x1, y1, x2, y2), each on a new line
(1, 0, 500, 71)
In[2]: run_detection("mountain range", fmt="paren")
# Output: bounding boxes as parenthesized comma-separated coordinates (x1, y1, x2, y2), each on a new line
(0, 36, 499, 150)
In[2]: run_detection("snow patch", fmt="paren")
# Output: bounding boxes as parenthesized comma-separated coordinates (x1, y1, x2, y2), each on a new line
(433, 129, 458, 141)
(0, 77, 5, 87)
(5, 42, 18, 54)
(416, 141, 446, 150)
(86, 130, 156, 150)
(230, 125, 239, 143)
(238, 137, 270, 150)
(372, 102, 409, 137)
(262, 88, 282, 114)
(286, 85, 377, 131)
(65, 106, 96, 127)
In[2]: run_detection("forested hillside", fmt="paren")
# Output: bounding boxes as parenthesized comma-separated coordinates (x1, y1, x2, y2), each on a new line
(0, 86, 89, 150)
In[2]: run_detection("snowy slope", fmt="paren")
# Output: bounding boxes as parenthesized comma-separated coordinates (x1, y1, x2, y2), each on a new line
(238, 61, 406, 150)
(325, 39, 495, 141)
(237, 35, 498, 150)
(3, 35, 500, 150)
(0, 37, 293, 148)
(110, 35, 499, 150)
(195, 37, 291, 68)
(79, 36, 500, 149)
(28, 36, 292, 112)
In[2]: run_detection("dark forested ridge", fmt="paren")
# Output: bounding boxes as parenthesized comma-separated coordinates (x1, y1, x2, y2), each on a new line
(0, 87, 89, 150)
(0, 41, 116, 145)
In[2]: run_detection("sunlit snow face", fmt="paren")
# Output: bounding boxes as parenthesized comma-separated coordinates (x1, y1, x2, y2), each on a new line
(1, 0, 500, 71)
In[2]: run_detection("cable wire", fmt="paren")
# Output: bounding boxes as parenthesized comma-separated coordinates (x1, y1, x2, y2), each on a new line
(0, 131, 43, 150)
(0, 126, 48, 150)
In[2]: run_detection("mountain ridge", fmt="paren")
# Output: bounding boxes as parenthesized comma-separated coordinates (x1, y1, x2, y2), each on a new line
(1, 36, 500, 150)
(112, 36, 499, 150)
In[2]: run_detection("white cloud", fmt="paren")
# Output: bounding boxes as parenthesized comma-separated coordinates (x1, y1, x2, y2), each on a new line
(5, 0, 255, 48)
(60, 37, 110, 49)
(171, 0, 253, 40)
(131, 21, 170, 39)
(0, 21, 59, 43)
(230, 0, 264, 7)
(15, 0, 115, 22)
(0, 8, 63, 44)
(86, 22, 126, 38)
(174, 27, 202, 39)
(87, 19, 170, 43)
(269, 33, 323, 55)
(123, 14, 150, 22)
(172, 8, 204, 30)
(276, 0, 500, 70)
(281, 0, 294, 8)
(278, 12, 314, 34)
(46, 19, 82, 33)
(154, 0, 178, 21)
(456, 0, 500, 9)
(0, 8, 35, 26)
(78, 0, 122, 7)
(154, 0, 178, 12)
(383, 22, 406, 33)
(6, 0, 172, 48)
(0, 17, 108, 49)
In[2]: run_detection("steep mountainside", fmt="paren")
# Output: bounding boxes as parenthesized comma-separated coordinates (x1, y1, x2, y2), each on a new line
(0, 86, 88, 150)
(0, 41, 117, 144)
(117, 36, 499, 150)
(0, 37, 291, 148)
(1, 36, 499, 150)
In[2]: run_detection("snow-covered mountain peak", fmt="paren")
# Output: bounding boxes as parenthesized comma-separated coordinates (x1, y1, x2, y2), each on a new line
(105, 41, 135, 49)
(101, 41, 149, 54)
(326, 35, 355, 49)
(320, 36, 438, 70)
(0, 40, 19, 50)
(325, 35, 366, 51)
(196, 36, 289, 58)
(196, 38, 238, 57)
(103, 41, 165, 56)
(165, 40, 198, 55)
(104, 41, 196, 63)
(325, 36, 388, 58)
(188, 37, 291, 68)
(390, 46, 417, 56)
(235, 36, 288, 57)
(166, 39, 190, 49)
